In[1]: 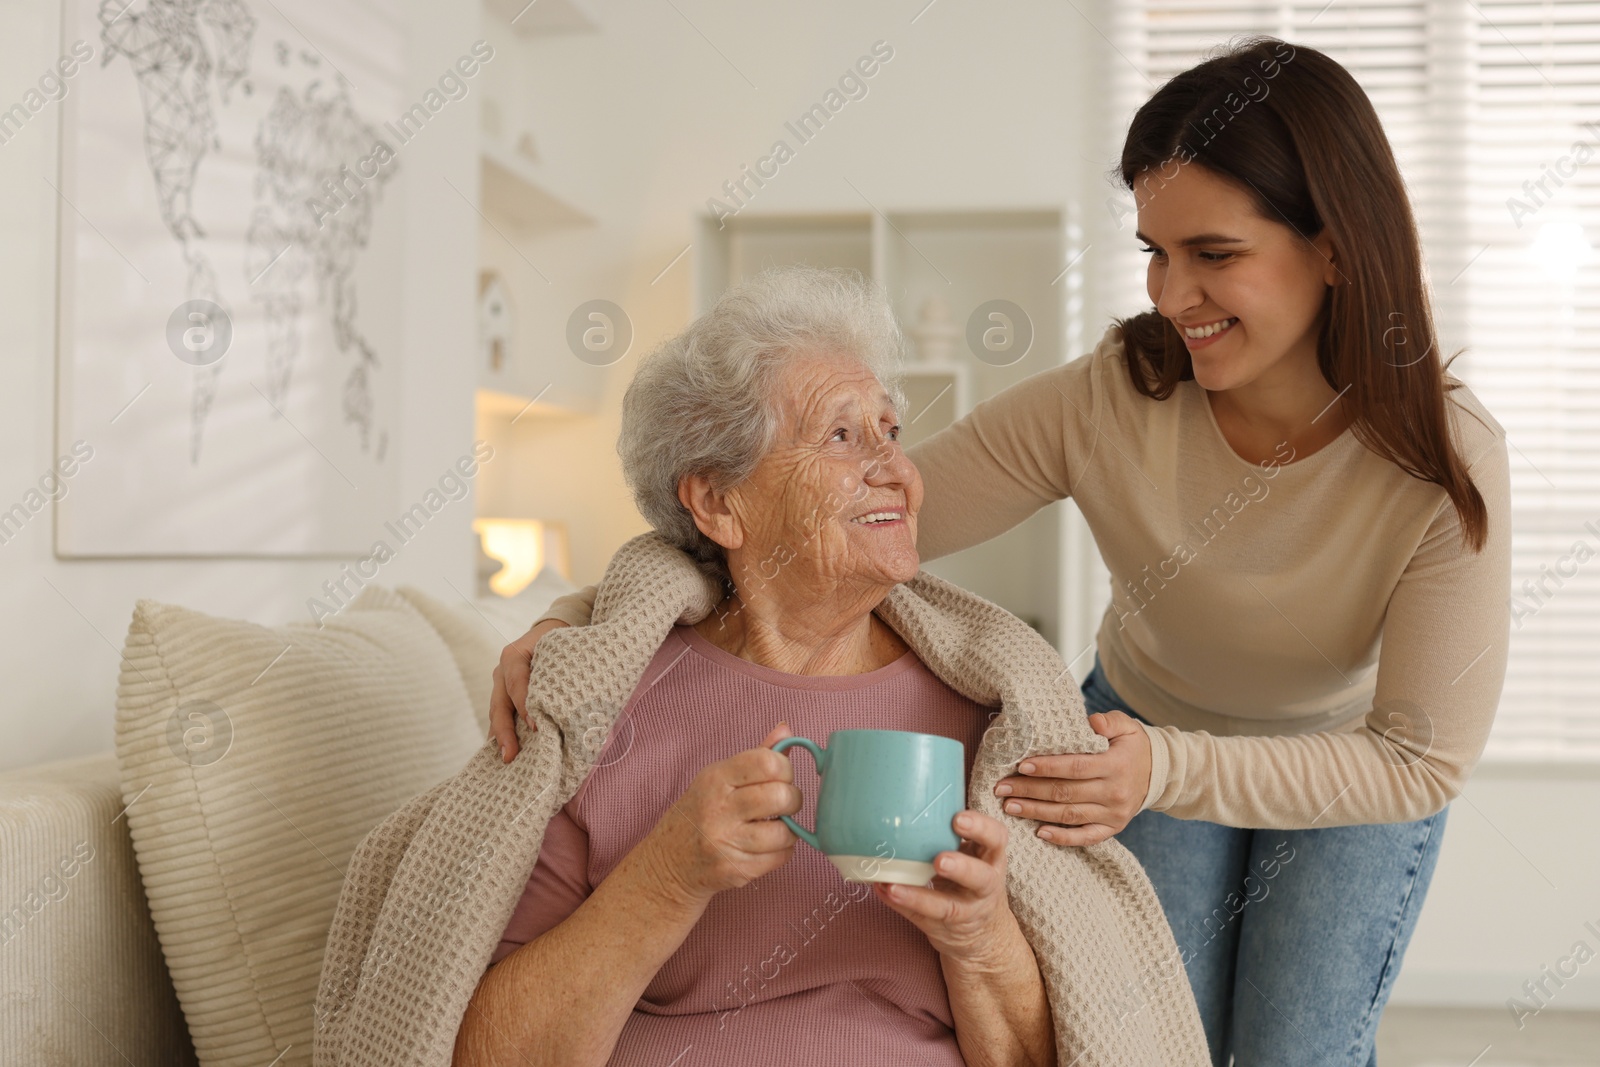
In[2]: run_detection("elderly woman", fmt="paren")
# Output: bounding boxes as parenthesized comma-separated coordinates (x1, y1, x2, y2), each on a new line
(452, 267, 1053, 1067)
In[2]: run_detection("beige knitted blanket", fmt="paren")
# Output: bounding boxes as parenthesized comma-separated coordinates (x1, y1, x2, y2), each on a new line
(312, 532, 1209, 1065)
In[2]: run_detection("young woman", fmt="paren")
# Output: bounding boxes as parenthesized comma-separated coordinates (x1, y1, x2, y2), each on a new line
(487, 36, 1509, 1066)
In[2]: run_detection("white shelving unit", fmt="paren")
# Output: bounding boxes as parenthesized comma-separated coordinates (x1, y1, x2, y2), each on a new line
(472, 0, 604, 419)
(480, 0, 598, 36)
(900, 361, 971, 440)
(479, 143, 594, 233)
(695, 208, 1073, 648)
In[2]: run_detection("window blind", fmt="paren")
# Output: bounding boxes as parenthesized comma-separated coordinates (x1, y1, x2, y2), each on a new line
(1087, 0, 1600, 759)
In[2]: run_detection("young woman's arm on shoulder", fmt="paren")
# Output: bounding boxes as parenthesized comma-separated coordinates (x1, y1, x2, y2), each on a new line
(907, 344, 1105, 563)
(540, 586, 598, 628)
(1143, 432, 1513, 828)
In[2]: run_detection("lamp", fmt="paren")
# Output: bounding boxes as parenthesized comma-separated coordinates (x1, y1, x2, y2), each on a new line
(472, 518, 570, 597)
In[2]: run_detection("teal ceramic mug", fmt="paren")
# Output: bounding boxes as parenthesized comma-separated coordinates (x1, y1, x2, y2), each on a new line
(772, 729, 965, 886)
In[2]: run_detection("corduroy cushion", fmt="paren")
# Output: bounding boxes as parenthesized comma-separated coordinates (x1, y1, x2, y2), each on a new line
(114, 586, 484, 1067)
(394, 581, 582, 738)
(393, 588, 506, 738)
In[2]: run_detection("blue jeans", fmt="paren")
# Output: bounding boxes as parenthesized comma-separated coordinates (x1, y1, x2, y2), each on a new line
(1080, 657, 1447, 1067)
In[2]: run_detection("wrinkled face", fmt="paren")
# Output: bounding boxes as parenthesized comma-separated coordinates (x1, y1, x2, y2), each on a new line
(723, 350, 922, 600)
(1136, 161, 1339, 393)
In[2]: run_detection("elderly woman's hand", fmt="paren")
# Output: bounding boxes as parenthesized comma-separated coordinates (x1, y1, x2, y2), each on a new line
(992, 710, 1153, 846)
(870, 809, 1022, 968)
(638, 723, 803, 905)
(488, 619, 567, 762)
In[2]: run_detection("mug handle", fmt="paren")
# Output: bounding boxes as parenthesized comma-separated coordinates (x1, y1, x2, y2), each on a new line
(771, 736, 827, 850)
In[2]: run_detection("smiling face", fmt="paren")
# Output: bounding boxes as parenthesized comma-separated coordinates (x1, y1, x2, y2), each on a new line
(1135, 161, 1341, 395)
(718, 349, 922, 607)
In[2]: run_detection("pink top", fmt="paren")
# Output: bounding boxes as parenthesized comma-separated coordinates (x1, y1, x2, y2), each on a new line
(490, 623, 995, 1065)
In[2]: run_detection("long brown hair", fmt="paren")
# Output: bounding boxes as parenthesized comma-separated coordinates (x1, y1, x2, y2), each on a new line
(1110, 35, 1488, 550)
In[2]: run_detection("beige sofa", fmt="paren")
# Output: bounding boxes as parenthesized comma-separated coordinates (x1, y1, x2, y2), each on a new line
(1, 752, 197, 1064)
(0, 583, 556, 1067)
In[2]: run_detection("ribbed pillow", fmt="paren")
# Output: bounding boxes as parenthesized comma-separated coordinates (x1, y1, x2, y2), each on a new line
(114, 586, 484, 1067)
(392, 588, 502, 737)
(394, 584, 582, 739)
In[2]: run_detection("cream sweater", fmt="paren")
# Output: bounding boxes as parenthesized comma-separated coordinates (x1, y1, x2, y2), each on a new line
(315, 532, 1210, 1065)
(541, 325, 1511, 830)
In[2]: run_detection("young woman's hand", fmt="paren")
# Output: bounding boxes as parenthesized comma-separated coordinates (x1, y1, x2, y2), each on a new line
(872, 809, 1023, 968)
(991, 710, 1153, 846)
(488, 619, 567, 762)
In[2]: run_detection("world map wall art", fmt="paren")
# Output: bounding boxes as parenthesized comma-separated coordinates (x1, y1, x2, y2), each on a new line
(55, 0, 408, 556)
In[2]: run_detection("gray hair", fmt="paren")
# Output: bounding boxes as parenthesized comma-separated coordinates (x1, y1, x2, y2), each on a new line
(618, 264, 907, 586)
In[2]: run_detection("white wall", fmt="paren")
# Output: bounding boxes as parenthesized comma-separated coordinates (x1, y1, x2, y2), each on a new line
(1395, 766, 1600, 1013)
(0, 0, 481, 771)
